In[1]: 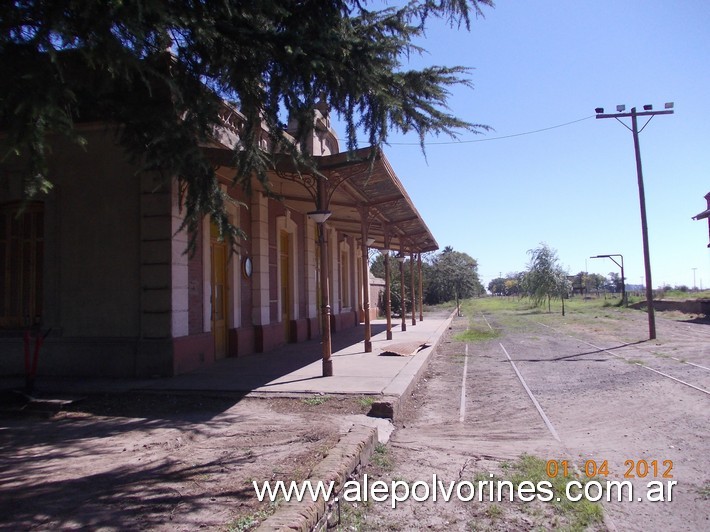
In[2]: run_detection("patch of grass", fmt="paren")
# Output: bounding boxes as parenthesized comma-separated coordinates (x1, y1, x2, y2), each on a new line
(226, 506, 274, 532)
(370, 442, 392, 470)
(460, 297, 539, 315)
(474, 454, 604, 532)
(336, 498, 372, 531)
(626, 359, 645, 365)
(513, 454, 604, 531)
(473, 471, 493, 483)
(698, 483, 710, 500)
(302, 395, 329, 406)
(455, 326, 500, 342)
(357, 396, 376, 409)
(486, 504, 503, 519)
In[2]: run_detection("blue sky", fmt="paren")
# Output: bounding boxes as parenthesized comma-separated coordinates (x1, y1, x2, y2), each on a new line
(344, 1, 710, 290)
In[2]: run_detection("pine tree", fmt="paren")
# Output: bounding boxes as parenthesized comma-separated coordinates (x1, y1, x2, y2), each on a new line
(1, 1, 493, 247)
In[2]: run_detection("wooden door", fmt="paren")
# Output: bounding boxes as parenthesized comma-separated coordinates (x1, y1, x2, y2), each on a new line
(210, 232, 228, 358)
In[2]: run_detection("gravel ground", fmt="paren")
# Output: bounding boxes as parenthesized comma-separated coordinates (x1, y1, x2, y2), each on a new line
(339, 304, 709, 531)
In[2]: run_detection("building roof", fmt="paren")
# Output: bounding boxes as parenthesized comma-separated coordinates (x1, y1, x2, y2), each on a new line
(206, 146, 439, 254)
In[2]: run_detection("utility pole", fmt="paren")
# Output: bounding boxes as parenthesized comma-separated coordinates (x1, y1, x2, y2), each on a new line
(595, 103, 674, 340)
(692, 268, 697, 291)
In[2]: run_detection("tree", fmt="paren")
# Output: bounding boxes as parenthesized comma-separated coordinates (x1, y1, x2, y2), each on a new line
(571, 271, 586, 296)
(504, 276, 522, 297)
(608, 272, 622, 293)
(488, 277, 506, 296)
(1, 0, 493, 249)
(426, 246, 482, 314)
(370, 252, 433, 317)
(523, 243, 568, 313)
(588, 273, 606, 295)
(488, 273, 522, 296)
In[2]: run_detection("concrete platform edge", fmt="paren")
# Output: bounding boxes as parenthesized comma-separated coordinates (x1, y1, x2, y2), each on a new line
(369, 308, 457, 421)
(256, 424, 378, 532)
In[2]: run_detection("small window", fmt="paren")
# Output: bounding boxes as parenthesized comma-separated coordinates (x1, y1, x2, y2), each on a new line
(0, 202, 44, 328)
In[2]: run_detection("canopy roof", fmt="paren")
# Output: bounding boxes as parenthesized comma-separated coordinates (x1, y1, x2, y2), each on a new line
(207, 146, 439, 254)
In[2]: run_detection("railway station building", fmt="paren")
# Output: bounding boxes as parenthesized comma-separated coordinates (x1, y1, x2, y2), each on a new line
(0, 101, 437, 378)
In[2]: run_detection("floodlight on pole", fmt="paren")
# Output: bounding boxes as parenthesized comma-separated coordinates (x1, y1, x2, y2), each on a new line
(595, 103, 674, 340)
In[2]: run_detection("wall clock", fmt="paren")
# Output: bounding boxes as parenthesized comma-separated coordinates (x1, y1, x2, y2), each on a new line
(242, 256, 253, 279)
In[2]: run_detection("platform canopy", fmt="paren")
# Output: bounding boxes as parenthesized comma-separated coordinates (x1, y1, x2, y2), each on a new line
(206, 146, 439, 254)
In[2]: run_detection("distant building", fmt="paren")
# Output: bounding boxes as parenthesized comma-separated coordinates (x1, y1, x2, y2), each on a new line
(692, 192, 710, 247)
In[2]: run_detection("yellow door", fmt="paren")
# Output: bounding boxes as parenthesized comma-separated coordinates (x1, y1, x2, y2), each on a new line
(211, 233, 228, 358)
(280, 231, 291, 341)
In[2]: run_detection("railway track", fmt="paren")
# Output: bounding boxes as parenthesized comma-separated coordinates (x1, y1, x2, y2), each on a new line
(531, 320, 710, 397)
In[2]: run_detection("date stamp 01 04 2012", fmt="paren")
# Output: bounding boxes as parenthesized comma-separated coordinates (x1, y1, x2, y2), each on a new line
(546, 459, 674, 480)
(546, 459, 677, 503)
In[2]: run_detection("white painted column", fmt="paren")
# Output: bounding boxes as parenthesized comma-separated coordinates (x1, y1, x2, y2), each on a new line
(305, 217, 317, 319)
(170, 180, 189, 337)
(329, 227, 339, 313)
(251, 192, 270, 325)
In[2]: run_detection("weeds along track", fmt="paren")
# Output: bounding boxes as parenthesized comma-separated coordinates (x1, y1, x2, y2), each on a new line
(529, 319, 710, 397)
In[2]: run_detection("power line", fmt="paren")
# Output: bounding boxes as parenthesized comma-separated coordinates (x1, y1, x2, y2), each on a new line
(382, 115, 595, 146)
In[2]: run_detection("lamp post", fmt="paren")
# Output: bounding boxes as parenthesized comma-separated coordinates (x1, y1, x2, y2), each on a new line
(383, 232, 393, 340)
(595, 103, 674, 340)
(590, 254, 626, 306)
(360, 230, 375, 353)
(418, 253, 424, 322)
(308, 205, 333, 376)
(410, 251, 416, 327)
(396, 252, 406, 332)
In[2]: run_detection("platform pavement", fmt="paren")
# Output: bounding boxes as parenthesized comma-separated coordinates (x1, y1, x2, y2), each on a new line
(1, 309, 456, 406)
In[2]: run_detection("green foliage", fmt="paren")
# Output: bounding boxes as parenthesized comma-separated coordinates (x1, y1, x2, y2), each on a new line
(507, 454, 604, 531)
(658, 288, 710, 299)
(454, 326, 500, 342)
(1, 0, 493, 251)
(302, 395, 329, 406)
(357, 396, 375, 409)
(371, 442, 392, 470)
(370, 245, 482, 314)
(226, 507, 273, 532)
(488, 272, 524, 296)
(426, 246, 484, 305)
(523, 243, 569, 313)
(370, 251, 434, 315)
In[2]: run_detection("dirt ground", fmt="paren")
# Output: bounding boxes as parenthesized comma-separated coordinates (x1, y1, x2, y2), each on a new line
(339, 305, 709, 531)
(0, 393, 373, 530)
(2, 305, 708, 531)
